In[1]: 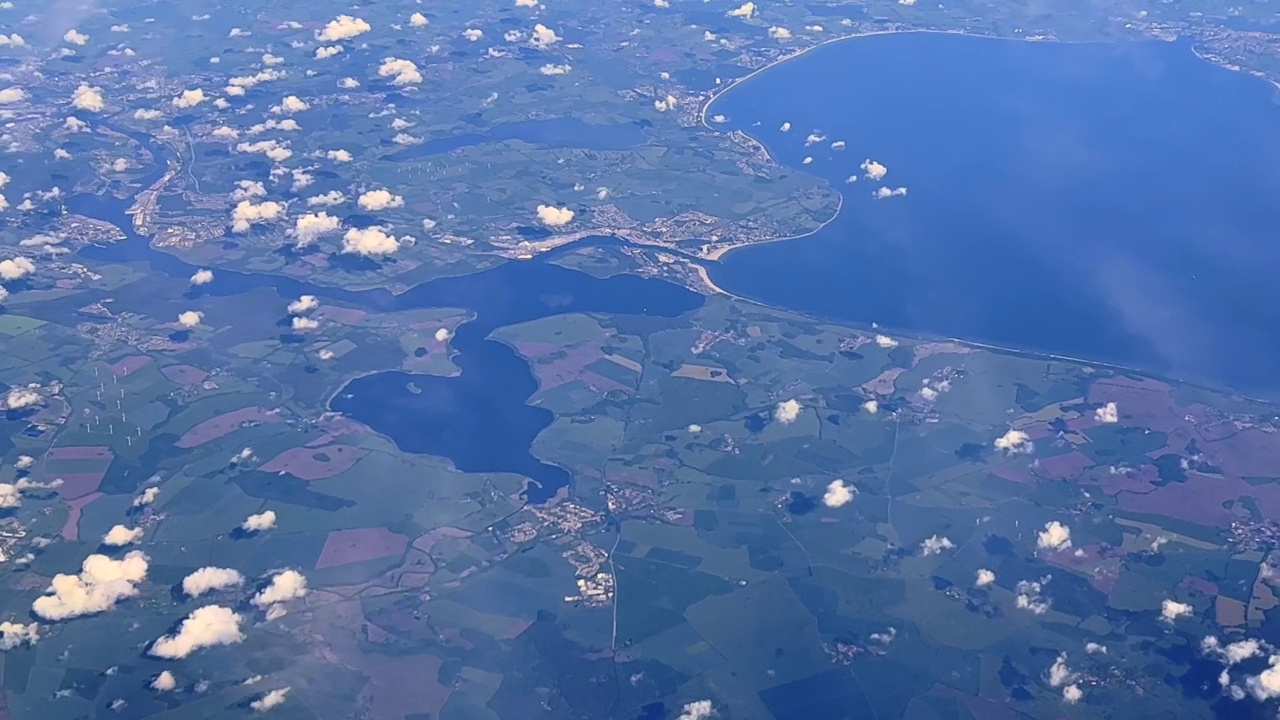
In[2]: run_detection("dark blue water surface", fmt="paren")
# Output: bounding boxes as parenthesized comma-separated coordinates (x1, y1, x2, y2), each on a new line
(70, 135, 701, 503)
(386, 117, 649, 160)
(708, 33, 1280, 396)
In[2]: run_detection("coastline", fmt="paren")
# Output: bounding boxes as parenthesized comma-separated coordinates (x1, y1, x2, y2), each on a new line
(695, 29, 993, 266)
(690, 29, 1279, 402)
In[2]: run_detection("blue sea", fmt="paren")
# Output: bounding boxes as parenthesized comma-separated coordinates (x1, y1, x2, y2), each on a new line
(708, 33, 1280, 397)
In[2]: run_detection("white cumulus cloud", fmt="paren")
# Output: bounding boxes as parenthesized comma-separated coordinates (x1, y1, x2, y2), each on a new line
(1095, 401, 1118, 423)
(822, 479, 854, 508)
(378, 58, 422, 85)
(975, 568, 996, 587)
(172, 89, 206, 109)
(71, 84, 105, 112)
(317, 15, 371, 42)
(149, 605, 244, 659)
(358, 189, 404, 211)
(151, 670, 177, 691)
(287, 295, 319, 314)
(182, 567, 245, 598)
(241, 510, 277, 532)
(176, 310, 203, 328)
(1161, 598, 1193, 623)
(1037, 521, 1072, 552)
(101, 525, 143, 547)
(994, 429, 1032, 455)
(291, 212, 340, 247)
(251, 570, 308, 609)
(190, 268, 214, 285)
(920, 535, 955, 556)
(861, 159, 888, 180)
(774, 399, 802, 424)
(32, 551, 149, 620)
(536, 205, 574, 227)
(341, 228, 402, 256)
(251, 687, 291, 712)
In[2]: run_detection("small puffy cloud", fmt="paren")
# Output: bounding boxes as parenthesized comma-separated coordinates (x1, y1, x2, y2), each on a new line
(0, 34, 26, 48)
(63, 29, 89, 45)
(291, 212, 340, 247)
(540, 63, 572, 76)
(4, 388, 40, 410)
(32, 550, 149, 620)
(133, 487, 160, 507)
(190, 268, 214, 285)
(1062, 684, 1083, 704)
(653, 95, 678, 112)
(182, 567, 245, 598)
(774, 399, 802, 424)
(291, 316, 318, 332)
(0, 621, 39, 650)
(462, 28, 484, 42)
(530, 23, 561, 48)
(317, 15, 371, 42)
(271, 95, 309, 114)
(1048, 653, 1075, 687)
(0, 256, 34, 280)
(0, 87, 25, 104)
(516, 0, 538, 5)
(861, 400, 879, 414)
(779, 122, 792, 132)
(1015, 577, 1051, 614)
(1095, 401, 1118, 423)
(325, 149, 353, 163)
(149, 605, 244, 659)
(339, 77, 360, 89)
(676, 700, 715, 720)
(920, 535, 955, 556)
(536, 205, 574, 227)
(133, 108, 162, 120)
(993, 429, 1032, 455)
(1161, 598, 1193, 623)
(172, 89, 206, 109)
(15, 455, 35, 470)
(177, 310, 203, 328)
(727, 1, 755, 18)
(307, 191, 346, 207)
(861, 159, 888, 180)
(975, 568, 996, 587)
(1203, 636, 1263, 665)
(242, 510, 277, 532)
(251, 687, 290, 712)
(409, 12, 428, 27)
(1036, 521, 1072, 552)
(873, 187, 908, 199)
(768, 26, 792, 39)
(287, 295, 319, 315)
(71, 84, 105, 112)
(341, 228, 402, 256)
(822, 479, 854, 508)
(252, 570, 308, 609)
(874, 334, 897, 349)
(378, 58, 422, 85)
(358, 189, 404, 211)
(434, 327, 452, 342)
(0, 484, 18, 509)
(101, 524, 143, 547)
(230, 200, 284, 233)
(151, 670, 177, 691)
(315, 45, 343, 59)
(232, 180, 266, 201)
(236, 140, 293, 163)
